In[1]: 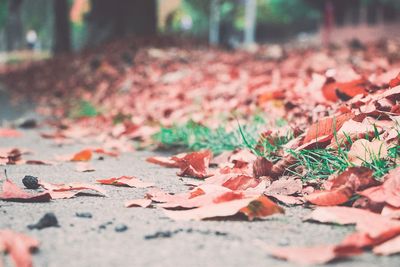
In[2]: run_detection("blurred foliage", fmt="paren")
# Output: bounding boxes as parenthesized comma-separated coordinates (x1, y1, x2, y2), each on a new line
(0, 0, 7, 29)
(257, 0, 319, 25)
(170, 0, 320, 36)
(69, 100, 99, 118)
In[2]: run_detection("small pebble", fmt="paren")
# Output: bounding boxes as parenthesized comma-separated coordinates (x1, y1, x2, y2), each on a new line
(278, 238, 290, 246)
(76, 212, 93, 218)
(115, 224, 128, 232)
(99, 221, 113, 230)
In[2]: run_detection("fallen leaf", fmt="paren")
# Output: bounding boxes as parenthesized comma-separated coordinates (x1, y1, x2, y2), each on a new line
(163, 194, 283, 221)
(125, 198, 152, 208)
(262, 244, 361, 265)
(306, 206, 400, 238)
(163, 197, 256, 221)
(360, 166, 400, 207)
(331, 120, 377, 147)
(267, 194, 304, 206)
(389, 72, 400, 88)
(340, 232, 376, 248)
(39, 181, 107, 198)
(348, 139, 388, 165)
(92, 148, 118, 157)
(303, 113, 353, 145)
(305, 186, 353, 206)
(146, 188, 187, 203)
(352, 196, 384, 213)
(146, 153, 186, 168)
(229, 149, 257, 167)
(0, 179, 51, 202)
(71, 149, 92, 161)
(239, 196, 284, 220)
(306, 167, 379, 206)
(322, 79, 368, 102)
(221, 175, 261, 191)
(96, 176, 154, 188)
(252, 157, 273, 178)
(0, 128, 22, 138)
(159, 185, 235, 209)
(146, 156, 179, 167)
(324, 167, 377, 191)
(381, 205, 400, 219)
(0, 230, 39, 267)
(173, 150, 213, 179)
(373, 235, 400, 255)
(25, 160, 54, 165)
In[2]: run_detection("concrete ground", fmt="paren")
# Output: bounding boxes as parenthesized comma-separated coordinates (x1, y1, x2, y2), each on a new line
(0, 89, 399, 267)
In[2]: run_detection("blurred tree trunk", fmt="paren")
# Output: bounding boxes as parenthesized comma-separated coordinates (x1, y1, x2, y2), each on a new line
(86, 0, 157, 46)
(322, 0, 334, 46)
(53, 0, 71, 54)
(244, 0, 256, 45)
(209, 0, 220, 45)
(5, 0, 24, 51)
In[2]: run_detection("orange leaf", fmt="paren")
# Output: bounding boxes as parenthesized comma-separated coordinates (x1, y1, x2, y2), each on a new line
(303, 113, 353, 145)
(239, 195, 284, 220)
(305, 186, 352, 206)
(322, 79, 368, 102)
(389, 72, 400, 88)
(257, 91, 285, 105)
(71, 149, 92, 161)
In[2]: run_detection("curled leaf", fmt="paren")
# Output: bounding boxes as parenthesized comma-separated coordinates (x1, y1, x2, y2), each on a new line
(125, 198, 152, 208)
(96, 176, 154, 188)
(173, 150, 213, 179)
(0, 179, 51, 202)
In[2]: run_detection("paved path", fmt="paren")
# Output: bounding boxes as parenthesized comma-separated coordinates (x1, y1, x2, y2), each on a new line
(0, 91, 399, 267)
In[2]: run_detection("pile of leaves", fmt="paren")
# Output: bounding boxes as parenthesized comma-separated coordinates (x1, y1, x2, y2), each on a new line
(2, 37, 400, 265)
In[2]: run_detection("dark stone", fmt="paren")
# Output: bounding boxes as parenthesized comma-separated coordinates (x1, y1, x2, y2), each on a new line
(76, 212, 93, 219)
(28, 213, 59, 230)
(144, 231, 172, 240)
(22, 175, 39, 189)
(115, 224, 128, 232)
(18, 119, 37, 129)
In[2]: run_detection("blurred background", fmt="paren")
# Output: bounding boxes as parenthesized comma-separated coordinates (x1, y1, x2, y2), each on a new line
(0, 0, 400, 63)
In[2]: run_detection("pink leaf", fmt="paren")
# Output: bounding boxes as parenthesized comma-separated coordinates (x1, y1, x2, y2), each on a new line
(96, 176, 154, 188)
(0, 179, 51, 202)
